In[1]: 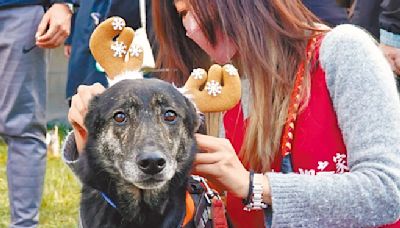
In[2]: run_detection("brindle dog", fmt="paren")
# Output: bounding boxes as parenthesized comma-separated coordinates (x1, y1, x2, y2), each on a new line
(77, 79, 201, 227)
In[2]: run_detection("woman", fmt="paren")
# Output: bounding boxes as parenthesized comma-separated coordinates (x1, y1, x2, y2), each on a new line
(65, 0, 400, 227)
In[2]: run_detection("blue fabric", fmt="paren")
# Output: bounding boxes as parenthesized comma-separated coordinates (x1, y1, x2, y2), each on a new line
(0, 0, 71, 8)
(280, 154, 294, 174)
(302, 0, 349, 26)
(107, 0, 152, 31)
(264, 206, 273, 228)
(101, 192, 117, 208)
(65, 0, 109, 99)
(64, 12, 76, 45)
(381, 29, 400, 48)
(0, 0, 45, 8)
(65, 0, 154, 98)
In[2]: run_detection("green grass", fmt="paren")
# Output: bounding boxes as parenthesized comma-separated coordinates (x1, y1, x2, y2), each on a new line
(0, 140, 81, 227)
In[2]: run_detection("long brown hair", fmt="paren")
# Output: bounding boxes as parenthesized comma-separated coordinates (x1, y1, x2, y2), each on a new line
(153, 0, 323, 172)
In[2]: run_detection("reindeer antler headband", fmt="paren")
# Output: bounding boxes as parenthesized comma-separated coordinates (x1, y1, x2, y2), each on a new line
(89, 17, 241, 113)
(89, 17, 143, 81)
(182, 64, 241, 112)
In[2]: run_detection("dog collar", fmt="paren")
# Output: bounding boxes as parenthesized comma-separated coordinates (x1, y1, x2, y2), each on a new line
(101, 190, 194, 226)
(101, 192, 117, 208)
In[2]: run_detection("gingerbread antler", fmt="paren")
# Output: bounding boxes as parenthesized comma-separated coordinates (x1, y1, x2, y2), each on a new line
(90, 17, 240, 112)
(183, 64, 241, 113)
(89, 17, 143, 81)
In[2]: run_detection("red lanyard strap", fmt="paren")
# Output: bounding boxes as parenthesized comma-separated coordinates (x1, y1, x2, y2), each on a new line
(189, 175, 229, 228)
(212, 198, 229, 228)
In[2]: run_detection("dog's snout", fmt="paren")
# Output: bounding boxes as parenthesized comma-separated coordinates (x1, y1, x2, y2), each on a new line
(137, 152, 166, 175)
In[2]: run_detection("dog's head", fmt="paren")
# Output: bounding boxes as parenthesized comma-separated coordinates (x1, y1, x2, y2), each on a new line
(83, 79, 200, 191)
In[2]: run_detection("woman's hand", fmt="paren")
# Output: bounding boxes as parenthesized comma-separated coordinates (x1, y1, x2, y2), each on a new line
(68, 83, 106, 153)
(193, 134, 250, 198)
(380, 43, 400, 75)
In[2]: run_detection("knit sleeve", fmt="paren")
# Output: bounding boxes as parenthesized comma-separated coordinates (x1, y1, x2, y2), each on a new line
(266, 24, 400, 227)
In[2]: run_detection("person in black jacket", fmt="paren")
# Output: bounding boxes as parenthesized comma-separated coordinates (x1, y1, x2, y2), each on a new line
(0, 0, 72, 227)
(379, 0, 400, 75)
(351, 0, 381, 39)
(351, 0, 400, 77)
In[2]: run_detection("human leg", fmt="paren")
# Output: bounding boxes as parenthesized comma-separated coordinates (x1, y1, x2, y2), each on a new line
(0, 5, 47, 228)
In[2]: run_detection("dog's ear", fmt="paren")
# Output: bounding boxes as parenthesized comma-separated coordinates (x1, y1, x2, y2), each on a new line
(196, 113, 207, 135)
(84, 95, 104, 137)
(182, 95, 205, 134)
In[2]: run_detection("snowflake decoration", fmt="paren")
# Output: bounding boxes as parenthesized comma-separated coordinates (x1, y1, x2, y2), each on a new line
(224, 64, 238, 76)
(111, 41, 127, 58)
(112, 18, 125, 30)
(191, 68, 205, 80)
(205, 80, 222, 96)
(128, 44, 143, 57)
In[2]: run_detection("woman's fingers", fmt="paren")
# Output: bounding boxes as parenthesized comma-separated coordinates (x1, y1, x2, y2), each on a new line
(192, 163, 219, 176)
(71, 93, 86, 116)
(195, 134, 216, 152)
(193, 133, 251, 198)
(70, 83, 106, 126)
(68, 104, 87, 153)
(68, 104, 85, 130)
(68, 83, 106, 153)
(195, 133, 233, 152)
(195, 152, 225, 164)
(74, 83, 106, 113)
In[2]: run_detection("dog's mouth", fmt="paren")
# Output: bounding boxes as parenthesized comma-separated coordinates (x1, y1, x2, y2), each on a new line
(134, 176, 168, 189)
(120, 171, 171, 190)
(140, 173, 167, 182)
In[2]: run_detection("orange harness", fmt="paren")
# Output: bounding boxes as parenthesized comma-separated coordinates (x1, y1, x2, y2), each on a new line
(182, 192, 195, 227)
(101, 176, 228, 228)
(182, 175, 229, 228)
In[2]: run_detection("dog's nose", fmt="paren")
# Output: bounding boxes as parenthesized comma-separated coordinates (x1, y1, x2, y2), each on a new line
(137, 152, 166, 175)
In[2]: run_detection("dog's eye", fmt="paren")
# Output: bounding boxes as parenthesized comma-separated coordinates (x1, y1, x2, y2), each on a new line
(163, 110, 177, 123)
(113, 111, 127, 124)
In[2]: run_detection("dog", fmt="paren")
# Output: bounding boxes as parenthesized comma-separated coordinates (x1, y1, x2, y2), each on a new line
(77, 78, 202, 227)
